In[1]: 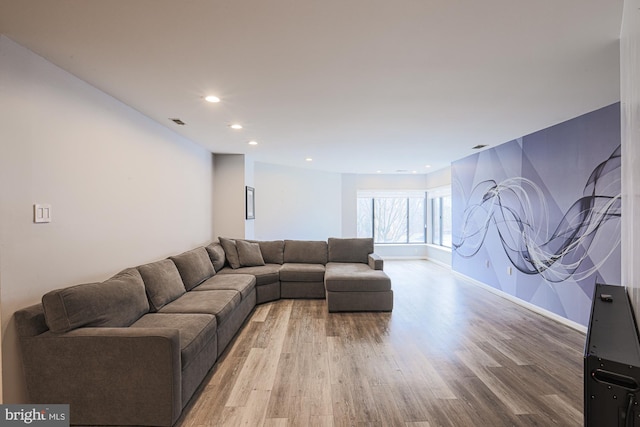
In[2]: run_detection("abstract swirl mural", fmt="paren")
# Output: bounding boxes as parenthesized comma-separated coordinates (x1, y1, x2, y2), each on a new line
(453, 146, 621, 283)
(451, 103, 621, 326)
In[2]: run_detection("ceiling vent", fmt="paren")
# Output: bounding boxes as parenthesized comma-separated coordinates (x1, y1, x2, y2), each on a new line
(472, 144, 488, 149)
(170, 118, 186, 126)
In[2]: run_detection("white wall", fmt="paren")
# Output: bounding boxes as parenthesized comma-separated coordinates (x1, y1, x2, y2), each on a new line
(349, 173, 430, 191)
(213, 154, 248, 239)
(254, 162, 342, 240)
(621, 0, 640, 317)
(244, 156, 255, 239)
(425, 166, 451, 189)
(341, 174, 359, 237)
(0, 37, 214, 403)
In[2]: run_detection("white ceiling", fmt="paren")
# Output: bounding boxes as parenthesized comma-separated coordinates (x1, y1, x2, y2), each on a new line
(0, 0, 623, 174)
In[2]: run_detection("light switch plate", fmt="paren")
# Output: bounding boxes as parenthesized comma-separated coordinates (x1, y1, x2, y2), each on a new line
(34, 204, 52, 223)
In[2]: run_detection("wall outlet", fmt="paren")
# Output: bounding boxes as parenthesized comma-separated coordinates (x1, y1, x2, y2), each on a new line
(507, 266, 512, 275)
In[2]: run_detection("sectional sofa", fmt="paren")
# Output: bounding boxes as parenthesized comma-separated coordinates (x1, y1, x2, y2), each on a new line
(14, 237, 392, 426)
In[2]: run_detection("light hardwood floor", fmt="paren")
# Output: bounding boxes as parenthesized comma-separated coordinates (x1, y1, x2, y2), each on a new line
(177, 260, 585, 427)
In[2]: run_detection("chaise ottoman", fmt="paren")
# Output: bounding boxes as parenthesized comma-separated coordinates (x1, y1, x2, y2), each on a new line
(324, 262, 393, 312)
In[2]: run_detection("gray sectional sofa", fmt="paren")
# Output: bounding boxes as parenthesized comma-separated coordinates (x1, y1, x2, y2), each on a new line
(14, 237, 392, 426)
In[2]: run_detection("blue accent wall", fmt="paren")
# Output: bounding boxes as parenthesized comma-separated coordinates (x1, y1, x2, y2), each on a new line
(452, 103, 621, 326)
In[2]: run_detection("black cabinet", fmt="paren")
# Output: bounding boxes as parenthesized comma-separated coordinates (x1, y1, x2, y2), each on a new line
(585, 283, 640, 426)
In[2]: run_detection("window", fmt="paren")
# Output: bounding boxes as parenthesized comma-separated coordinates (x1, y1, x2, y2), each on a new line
(428, 187, 452, 248)
(357, 191, 426, 244)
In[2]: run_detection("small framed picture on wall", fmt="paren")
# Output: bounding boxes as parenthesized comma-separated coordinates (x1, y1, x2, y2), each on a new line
(246, 186, 255, 220)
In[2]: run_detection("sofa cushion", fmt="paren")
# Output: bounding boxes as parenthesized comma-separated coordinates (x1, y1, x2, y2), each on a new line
(283, 240, 328, 265)
(137, 259, 186, 312)
(205, 242, 226, 272)
(328, 237, 374, 264)
(42, 268, 149, 333)
(219, 237, 241, 269)
(217, 264, 281, 286)
(130, 313, 217, 370)
(159, 290, 241, 326)
(249, 240, 284, 264)
(170, 247, 215, 291)
(324, 263, 391, 292)
(279, 263, 325, 282)
(236, 240, 266, 267)
(193, 274, 256, 300)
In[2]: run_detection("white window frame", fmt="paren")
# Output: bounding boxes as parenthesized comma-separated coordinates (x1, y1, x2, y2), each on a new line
(426, 186, 452, 248)
(357, 190, 427, 245)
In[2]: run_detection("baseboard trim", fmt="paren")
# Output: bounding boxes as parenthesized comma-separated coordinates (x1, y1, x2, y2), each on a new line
(424, 257, 451, 269)
(452, 271, 588, 334)
(382, 256, 452, 269)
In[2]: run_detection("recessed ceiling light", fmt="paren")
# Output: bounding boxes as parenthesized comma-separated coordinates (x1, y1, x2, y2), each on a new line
(230, 124, 243, 130)
(204, 95, 220, 103)
(248, 140, 258, 146)
(411, 170, 417, 174)
(376, 170, 382, 174)
(472, 144, 488, 150)
(305, 157, 313, 162)
(425, 164, 431, 168)
(169, 118, 185, 125)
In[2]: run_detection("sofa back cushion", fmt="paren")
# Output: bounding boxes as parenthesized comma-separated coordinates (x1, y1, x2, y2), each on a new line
(219, 237, 241, 269)
(42, 268, 149, 333)
(170, 247, 215, 290)
(205, 242, 227, 271)
(283, 240, 328, 265)
(137, 259, 186, 311)
(328, 237, 374, 263)
(250, 240, 284, 264)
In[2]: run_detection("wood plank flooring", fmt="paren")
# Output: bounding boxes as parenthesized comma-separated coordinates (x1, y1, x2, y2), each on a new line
(177, 260, 585, 426)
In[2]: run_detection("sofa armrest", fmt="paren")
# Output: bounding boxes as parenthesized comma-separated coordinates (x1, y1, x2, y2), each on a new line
(368, 253, 384, 270)
(20, 327, 182, 427)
